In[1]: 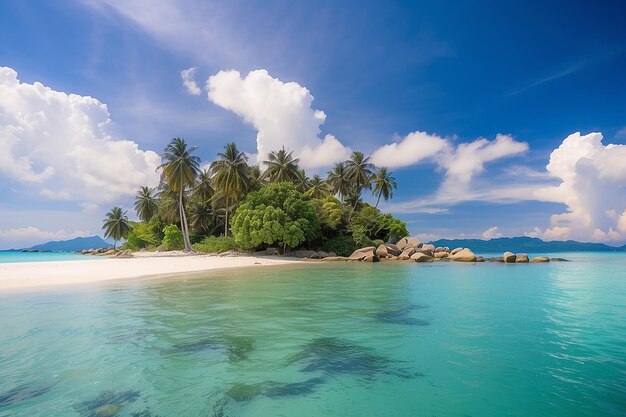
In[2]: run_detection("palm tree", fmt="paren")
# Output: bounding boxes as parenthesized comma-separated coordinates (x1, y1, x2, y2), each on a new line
(294, 168, 311, 193)
(306, 175, 331, 199)
(210, 143, 249, 237)
(246, 164, 265, 192)
(345, 151, 374, 211)
(327, 162, 351, 201)
(193, 169, 214, 203)
(262, 146, 300, 182)
(371, 167, 397, 208)
(134, 186, 159, 222)
(102, 207, 132, 250)
(188, 200, 213, 234)
(157, 137, 200, 251)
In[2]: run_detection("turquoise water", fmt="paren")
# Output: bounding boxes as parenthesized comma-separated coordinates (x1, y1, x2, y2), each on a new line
(0, 251, 88, 264)
(1, 253, 625, 417)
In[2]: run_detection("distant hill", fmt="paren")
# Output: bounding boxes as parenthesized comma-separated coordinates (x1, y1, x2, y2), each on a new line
(27, 236, 111, 251)
(428, 236, 626, 253)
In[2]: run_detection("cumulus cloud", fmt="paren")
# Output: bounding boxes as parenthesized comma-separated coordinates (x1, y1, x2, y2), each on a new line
(207, 69, 351, 168)
(181, 67, 202, 95)
(482, 226, 502, 239)
(371, 131, 450, 168)
(0, 67, 160, 203)
(532, 132, 626, 241)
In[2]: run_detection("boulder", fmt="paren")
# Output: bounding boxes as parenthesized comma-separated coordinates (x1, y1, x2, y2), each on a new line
(362, 254, 380, 262)
(435, 247, 445, 253)
(550, 257, 569, 262)
(317, 251, 331, 259)
(328, 252, 337, 257)
(398, 247, 416, 260)
(322, 256, 349, 262)
(293, 250, 320, 259)
(530, 256, 550, 263)
(114, 250, 133, 259)
(449, 248, 477, 262)
(503, 252, 517, 263)
(476, 256, 485, 262)
(375, 244, 389, 258)
(155, 244, 167, 252)
(410, 252, 434, 262)
(434, 251, 448, 259)
(384, 243, 401, 256)
(416, 249, 434, 257)
(354, 246, 376, 254)
(266, 247, 280, 255)
(103, 249, 116, 256)
(396, 237, 421, 250)
(450, 247, 464, 255)
(515, 253, 529, 263)
(349, 248, 374, 260)
(421, 244, 435, 252)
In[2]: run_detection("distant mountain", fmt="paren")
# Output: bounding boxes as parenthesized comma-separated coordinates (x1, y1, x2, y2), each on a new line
(428, 236, 626, 253)
(27, 236, 111, 251)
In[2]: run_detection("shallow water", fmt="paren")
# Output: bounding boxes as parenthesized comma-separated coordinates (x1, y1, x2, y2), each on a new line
(1, 253, 625, 416)
(0, 251, 88, 264)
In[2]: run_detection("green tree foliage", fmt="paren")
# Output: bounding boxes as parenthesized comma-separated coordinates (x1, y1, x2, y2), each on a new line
(371, 167, 397, 208)
(193, 236, 240, 253)
(349, 205, 408, 246)
(123, 221, 161, 251)
(162, 224, 184, 250)
(306, 175, 331, 199)
(312, 195, 345, 231)
(231, 182, 320, 250)
(322, 235, 357, 257)
(102, 207, 132, 250)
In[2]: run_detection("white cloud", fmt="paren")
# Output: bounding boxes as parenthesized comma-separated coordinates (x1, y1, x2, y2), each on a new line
(532, 132, 626, 241)
(0, 226, 89, 249)
(0, 67, 160, 204)
(370, 131, 450, 168)
(181, 67, 202, 95)
(207, 69, 351, 168)
(482, 226, 502, 239)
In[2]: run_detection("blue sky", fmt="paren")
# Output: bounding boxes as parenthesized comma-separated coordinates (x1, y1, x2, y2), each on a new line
(1, 0, 626, 248)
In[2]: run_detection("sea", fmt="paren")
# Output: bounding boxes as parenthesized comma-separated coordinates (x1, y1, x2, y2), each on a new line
(0, 250, 89, 264)
(0, 252, 625, 416)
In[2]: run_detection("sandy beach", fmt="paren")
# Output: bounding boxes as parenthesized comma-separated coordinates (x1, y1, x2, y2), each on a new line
(0, 252, 304, 291)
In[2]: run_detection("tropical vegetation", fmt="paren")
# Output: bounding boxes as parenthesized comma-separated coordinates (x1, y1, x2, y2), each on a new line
(103, 137, 407, 253)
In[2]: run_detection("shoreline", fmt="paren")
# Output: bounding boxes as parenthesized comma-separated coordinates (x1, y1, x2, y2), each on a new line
(0, 253, 304, 292)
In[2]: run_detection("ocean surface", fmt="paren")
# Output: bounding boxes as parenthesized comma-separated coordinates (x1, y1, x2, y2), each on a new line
(0, 251, 88, 264)
(0, 252, 625, 417)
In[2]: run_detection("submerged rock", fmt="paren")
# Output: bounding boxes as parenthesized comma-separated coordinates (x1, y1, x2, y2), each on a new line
(164, 336, 254, 362)
(73, 390, 140, 417)
(0, 382, 52, 408)
(550, 257, 569, 262)
(375, 304, 430, 326)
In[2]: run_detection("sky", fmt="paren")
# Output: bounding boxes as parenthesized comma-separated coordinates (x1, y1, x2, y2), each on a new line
(1, 0, 626, 249)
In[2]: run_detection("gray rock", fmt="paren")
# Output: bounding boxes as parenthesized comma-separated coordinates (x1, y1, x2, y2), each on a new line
(293, 250, 320, 259)
(530, 256, 550, 263)
(515, 253, 529, 263)
(362, 254, 380, 262)
(550, 257, 569, 262)
(398, 247, 416, 260)
(384, 243, 401, 256)
(410, 252, 434, 263)
(396, 237, 421, 250)
(503, 251, 516, 263)
(375, 244, 389, 258)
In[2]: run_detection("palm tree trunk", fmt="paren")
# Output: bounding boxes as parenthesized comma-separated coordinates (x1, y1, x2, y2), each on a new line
(179, 192, 192, 251)
(224, 195, 229, 237)
(375, 192, 381, 209)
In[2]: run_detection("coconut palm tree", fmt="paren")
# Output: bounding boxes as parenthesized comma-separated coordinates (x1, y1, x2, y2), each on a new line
(246, 164, 265, 193)
(345, 151, 374, 211)
(192, 169, 214, 203)
(294, 168, 311, 193)
(306, 175, 331, 199)
(102, 207, 132, 250)
(210, 142, 249, 237)
(371, 167, 397, 208)
(157, 137, 200, 251)
(188, 200, 213, 234)
(327, 162, 351, 201)
(262, 146, 300, 182)
(134, 186, 159, 222)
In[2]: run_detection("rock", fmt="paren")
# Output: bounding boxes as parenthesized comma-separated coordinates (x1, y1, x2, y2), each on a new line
(515, 253, 529, 263)
(354, 246, 376, 254)
(416, 249, 434, 257)
(434, 252, 448, 259)
(384, 243, 401, 256)
(349, 248, 374, 260)
(155, 244, 167, 252)
(115, 250, 133, 258)
(94, 403, 122, 417)
(103, 249, 116, 256)
(375, 244, 389, 258)
(450, 247, 464, 255)
(321, 256, 349, 262)
(435, 247, 445, 253)
(362, 254, 380, 262)
(410, 252, 434, 262)
(266, 247, 279, 255)
(421, 244, 435, 252)
(328, 252, 337, 257)
(503, 251, 517, 263)
(398, 247, 416, 260)
(448, 248, 477, 262)
(317, 251, 331, 258)
(530, 256, 550, 263)
(550, 257, 569, 262)
(293, 250, 320, 258)
(476, 256, 485, 262)
(396, 237, 421, 250)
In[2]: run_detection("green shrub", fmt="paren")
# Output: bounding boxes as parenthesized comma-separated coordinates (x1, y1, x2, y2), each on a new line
(162, 224, 184, 250)
(372, 239, 384, 247)
(122, 221, 160, 251)
(193, 236, 240, 253)
(322, 235, 357, 257)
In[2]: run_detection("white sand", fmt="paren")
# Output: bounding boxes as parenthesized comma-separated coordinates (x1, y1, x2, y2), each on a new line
(0, 253, 303, 291)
